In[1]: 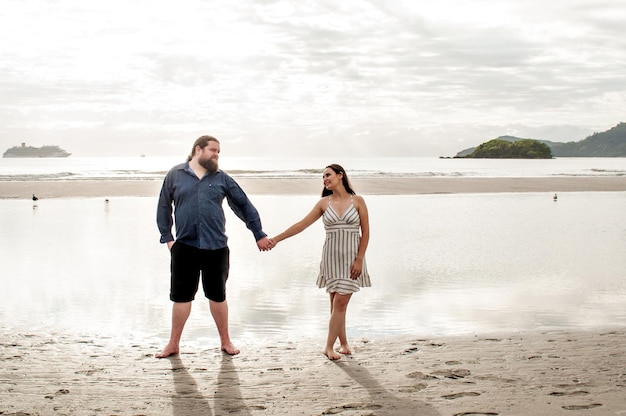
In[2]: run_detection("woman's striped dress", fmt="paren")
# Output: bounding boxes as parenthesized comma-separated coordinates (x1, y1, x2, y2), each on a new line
(316, 198, 371, 294)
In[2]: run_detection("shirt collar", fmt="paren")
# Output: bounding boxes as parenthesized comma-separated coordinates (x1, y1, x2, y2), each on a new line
(181, 161, 222, 178)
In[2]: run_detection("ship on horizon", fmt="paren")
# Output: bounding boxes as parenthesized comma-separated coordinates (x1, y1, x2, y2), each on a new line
(3, 142, 71, 158)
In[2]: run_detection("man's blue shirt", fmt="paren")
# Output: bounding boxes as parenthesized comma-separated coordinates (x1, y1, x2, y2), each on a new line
(157, 162, 267, 250)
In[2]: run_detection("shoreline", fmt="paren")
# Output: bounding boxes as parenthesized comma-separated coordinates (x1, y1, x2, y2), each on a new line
(1, 176, 626, 198)
(1, 328, 624, 415)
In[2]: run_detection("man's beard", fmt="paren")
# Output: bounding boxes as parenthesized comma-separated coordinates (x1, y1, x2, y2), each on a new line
(199, 157, 218, 172)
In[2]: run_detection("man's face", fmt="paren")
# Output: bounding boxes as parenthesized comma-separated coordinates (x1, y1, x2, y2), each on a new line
(198, 141, 220, 172)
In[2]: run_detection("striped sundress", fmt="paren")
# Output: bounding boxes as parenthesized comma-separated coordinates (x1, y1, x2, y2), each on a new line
(317, 196, 371, 294)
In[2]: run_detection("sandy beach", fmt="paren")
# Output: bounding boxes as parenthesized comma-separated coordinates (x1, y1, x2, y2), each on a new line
(1, 329, 624, 415)
(1, 176, 626, 198)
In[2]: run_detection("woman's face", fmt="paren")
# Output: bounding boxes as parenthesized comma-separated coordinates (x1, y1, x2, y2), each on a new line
(323, 168, 342, 191)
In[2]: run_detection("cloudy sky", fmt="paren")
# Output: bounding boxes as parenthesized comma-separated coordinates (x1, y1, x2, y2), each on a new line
(1, 0, 625, 157)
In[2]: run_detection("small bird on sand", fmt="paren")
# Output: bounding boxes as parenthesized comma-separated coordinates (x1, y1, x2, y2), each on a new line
(32, 194, 39, 201)
(553, 193, 558, 201)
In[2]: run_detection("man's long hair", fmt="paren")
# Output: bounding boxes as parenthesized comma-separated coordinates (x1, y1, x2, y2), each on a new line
(187, 135, 219, 162)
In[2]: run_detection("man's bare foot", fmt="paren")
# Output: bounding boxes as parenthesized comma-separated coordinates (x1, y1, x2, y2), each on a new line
(221, 342, 240, 355)
(324, 347, 341, 360)
(338, 345, 352, 355)
(156, 344, 179, 359)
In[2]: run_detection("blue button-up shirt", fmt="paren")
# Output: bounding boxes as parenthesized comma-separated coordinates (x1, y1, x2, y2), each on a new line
(157, 162, 267, 250)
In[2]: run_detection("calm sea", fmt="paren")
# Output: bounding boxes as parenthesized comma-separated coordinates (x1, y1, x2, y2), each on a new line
(0, 156, 625, 180)
(0, 157, 625, 346)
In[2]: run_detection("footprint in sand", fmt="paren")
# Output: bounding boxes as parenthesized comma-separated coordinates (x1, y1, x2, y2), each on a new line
(562, 403, 602, 410)
(550, 391, 589, 396)
(432, 368, 471, 379)
(403, 346, 419, 354)
(398, 382, 428, 393)
(406, 371, 438, 380)
(454, 413, 499, 416)
(442, 392, 481, 400)
(44, 389, 70, 399)
(74, 368, 106, 376)
(322, 402, 383, 414)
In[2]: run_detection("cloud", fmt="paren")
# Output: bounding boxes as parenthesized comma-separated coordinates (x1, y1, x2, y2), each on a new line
(0, 0, 624, 157)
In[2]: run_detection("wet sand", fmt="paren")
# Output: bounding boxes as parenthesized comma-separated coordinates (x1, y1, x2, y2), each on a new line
(2, 177, 625, 414)
(1, 175, 626, 198)
(1, 329, 624, 415)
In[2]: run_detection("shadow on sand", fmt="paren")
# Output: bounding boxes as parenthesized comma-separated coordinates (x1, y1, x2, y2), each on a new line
(332, 358, 440, 416)
(169, 355, 212, 416)
(214, 354, 252, 415)
(169, 354, 251, 416)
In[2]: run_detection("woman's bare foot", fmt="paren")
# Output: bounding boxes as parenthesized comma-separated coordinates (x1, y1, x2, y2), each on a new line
(338, 345, 352, 355)
(221, 342, 240, 355)
(324, 347, 341, 360)
(156, 343, 179, 359)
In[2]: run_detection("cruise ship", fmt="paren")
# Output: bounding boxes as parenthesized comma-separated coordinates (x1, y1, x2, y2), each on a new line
(3, 142, 71, 158)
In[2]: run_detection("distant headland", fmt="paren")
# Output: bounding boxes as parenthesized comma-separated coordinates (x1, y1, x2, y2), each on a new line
(451, 122, 626, 158)
(3, 143, 71, 158)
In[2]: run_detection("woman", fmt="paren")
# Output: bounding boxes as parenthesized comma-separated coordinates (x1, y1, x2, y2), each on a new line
(270, 164, 371, 360)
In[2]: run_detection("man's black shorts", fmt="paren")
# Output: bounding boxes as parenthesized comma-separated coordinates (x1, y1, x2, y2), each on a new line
(169, 241, 230, 302)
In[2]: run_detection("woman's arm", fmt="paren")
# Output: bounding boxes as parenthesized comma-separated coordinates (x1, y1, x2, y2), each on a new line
(271, 198, 326, 244)
(350, 195, 370, 278)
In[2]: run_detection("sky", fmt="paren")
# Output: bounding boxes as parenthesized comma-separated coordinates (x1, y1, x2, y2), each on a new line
(1, 0, 625, 158)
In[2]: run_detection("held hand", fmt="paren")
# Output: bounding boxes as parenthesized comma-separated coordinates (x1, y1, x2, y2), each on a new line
(257, 237, 274, 252)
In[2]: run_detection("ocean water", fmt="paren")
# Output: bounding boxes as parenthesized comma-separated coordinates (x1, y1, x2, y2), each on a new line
(1, 191, 625, 346)
(0, 156, 625, 180)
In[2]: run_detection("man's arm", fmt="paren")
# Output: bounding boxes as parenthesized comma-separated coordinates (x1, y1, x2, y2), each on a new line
(156, 174, 175, 244)
(224, 176, 267, 243)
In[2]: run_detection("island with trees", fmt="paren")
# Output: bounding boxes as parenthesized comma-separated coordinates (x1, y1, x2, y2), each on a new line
(460, 139, 552, 159)
(453, 122, 626, 158)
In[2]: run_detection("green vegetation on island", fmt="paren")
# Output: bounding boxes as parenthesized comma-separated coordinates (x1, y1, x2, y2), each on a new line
(454, 122, 626, 158)
(548, 122, 626, 157)
(461, 139, 552, 159)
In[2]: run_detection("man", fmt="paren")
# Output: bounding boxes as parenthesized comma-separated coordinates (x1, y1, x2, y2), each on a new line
(156, 135, 273, 358)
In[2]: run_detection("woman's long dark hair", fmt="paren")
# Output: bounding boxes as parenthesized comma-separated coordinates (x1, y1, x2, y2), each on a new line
(321, 164, 356, 197)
